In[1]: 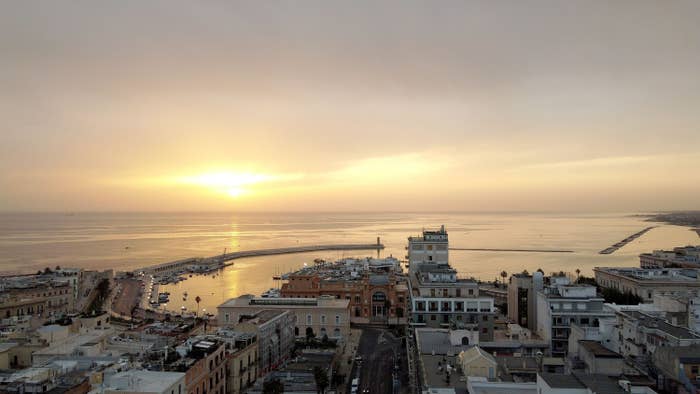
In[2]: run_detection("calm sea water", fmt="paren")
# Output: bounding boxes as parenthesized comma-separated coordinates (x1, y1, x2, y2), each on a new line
(1, 212, 697, 313)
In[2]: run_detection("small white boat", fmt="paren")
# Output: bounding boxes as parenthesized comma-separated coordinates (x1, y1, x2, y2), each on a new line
(261, 288, 280, 298)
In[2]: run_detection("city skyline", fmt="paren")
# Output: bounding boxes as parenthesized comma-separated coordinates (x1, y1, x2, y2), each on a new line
(2, 1, 700, 212)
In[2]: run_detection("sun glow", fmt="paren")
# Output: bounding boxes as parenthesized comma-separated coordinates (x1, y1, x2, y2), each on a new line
(174, 171, 302, 198)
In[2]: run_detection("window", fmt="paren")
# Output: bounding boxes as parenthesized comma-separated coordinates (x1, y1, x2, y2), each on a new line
(430, 289, 436, 297)
(427, 245, 433, 251)
(482, 315, 488, 322)
(482, 328, 488, 334)
(306, 314, 312, 325)
(320, 315, 326, 324)
(468, 289, 474, 296)
(577, 303, 586, 310)
(225, 313, 230, 323)
(456, 289, 461, 297)
(563, 303, 572, 310)
(335, 315, 340, 325)
(431, 315, 436, 321)
(443, 289, 448, 297)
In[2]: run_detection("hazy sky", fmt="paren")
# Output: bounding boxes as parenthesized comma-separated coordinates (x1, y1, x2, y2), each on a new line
(2, 1, 699, 212)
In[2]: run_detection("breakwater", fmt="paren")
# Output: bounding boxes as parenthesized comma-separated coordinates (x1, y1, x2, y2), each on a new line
(598, 226, 657, 254)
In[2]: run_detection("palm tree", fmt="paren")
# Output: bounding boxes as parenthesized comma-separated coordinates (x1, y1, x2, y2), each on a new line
(195, 296, 202, 316)
(500, 271, 508, 283)
(575, 268, 581, 280)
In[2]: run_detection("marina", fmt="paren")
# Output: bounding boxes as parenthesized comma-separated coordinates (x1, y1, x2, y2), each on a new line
(598, 226, 657, 254)
(136, 241, 385, 277)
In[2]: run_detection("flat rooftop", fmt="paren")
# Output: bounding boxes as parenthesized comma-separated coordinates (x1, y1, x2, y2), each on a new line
(539, 373, 585, 389)
(579, 340, 622, 358)
(623, 311, 700, 339)
(219, 295, 349, 309)
(595, 267, 700, 282)
(105, 370, 185, 392)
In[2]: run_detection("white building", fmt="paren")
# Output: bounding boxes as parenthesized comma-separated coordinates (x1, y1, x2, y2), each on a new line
(535, 277, 614, 357)
(408, 226, 449, 273)
(593, 267, 700, 302)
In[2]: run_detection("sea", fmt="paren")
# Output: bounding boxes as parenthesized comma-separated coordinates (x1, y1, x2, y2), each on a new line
(1, 212, 698, 313)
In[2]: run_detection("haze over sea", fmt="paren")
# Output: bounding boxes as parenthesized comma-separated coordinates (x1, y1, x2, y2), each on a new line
(1, 212, 698, 312)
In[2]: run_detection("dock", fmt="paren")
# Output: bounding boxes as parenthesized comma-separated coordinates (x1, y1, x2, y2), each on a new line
(137, 241, 384, 275)
(212, 243, 384, 263)
(598, 226, 657, 254)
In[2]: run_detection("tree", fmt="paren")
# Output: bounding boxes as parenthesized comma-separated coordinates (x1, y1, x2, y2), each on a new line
(313, 366, 329, 394)
(306, 327, 316, 344)
(195, 296, 202, 316)
(500, 271, 508, 282)
(263, 378, 284, 394)
(575, 268, 581, 279)
(55, 265, 61, 271)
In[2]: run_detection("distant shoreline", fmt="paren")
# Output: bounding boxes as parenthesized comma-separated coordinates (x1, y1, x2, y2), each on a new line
(644, 211, 700, 229)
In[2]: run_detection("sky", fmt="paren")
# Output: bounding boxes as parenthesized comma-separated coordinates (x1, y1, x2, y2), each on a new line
(1, 1, 699, 213)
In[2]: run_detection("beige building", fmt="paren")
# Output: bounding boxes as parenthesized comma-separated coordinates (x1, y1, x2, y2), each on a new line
(458, 346, 497, 379)
(218, 295, 350, 340)
(0, 343, 19, 369)
(507, 272, 544, 331)
(225, 334, 258, 394)
(594, 267, 700, 302)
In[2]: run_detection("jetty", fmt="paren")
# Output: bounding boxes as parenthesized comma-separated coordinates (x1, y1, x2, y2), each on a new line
(450, 248, 573, 253)
(598, 226, 657, 255)
(137, 240, 384, 275)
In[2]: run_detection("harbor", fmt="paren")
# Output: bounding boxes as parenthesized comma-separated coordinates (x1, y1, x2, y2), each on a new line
(136, 240, 385, 277)
(598, 226, 657, 254)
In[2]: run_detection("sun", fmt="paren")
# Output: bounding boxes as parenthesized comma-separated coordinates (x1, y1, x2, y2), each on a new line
(177, 172, 273, 198)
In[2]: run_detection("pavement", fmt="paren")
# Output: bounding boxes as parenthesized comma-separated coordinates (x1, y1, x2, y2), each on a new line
(349, 327, 409, 394)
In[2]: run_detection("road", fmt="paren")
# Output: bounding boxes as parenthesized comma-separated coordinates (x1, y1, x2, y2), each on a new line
(349, 328, 408, 394)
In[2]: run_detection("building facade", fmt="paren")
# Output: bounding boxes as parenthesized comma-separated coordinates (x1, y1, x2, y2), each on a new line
(280, 266, 409, 325)
(409, 263, 496, 341)
(218, 295, 350, 340)
(594, 267, 700, 302)
(507, 271, 544, 331)
(535, 277, 614, 357)
(234, 310, 295, 375)
(407, 226, 449, 273)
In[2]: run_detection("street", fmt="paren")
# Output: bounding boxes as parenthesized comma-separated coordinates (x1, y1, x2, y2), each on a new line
(349, 327, 409, 394)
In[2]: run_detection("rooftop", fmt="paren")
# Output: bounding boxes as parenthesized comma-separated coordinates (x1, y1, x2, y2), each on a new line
(623, 310, 700, 339)
(104, 370, 185, 393)
(579, 340, 622, 358)
(594, 267, 700, 283)
(415, 328, 472, 355)
(539, 373, 585, 389)
(219, 295, 349, 309)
